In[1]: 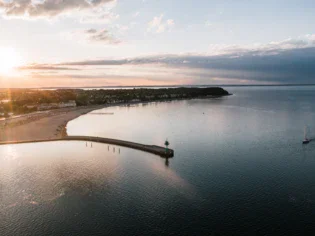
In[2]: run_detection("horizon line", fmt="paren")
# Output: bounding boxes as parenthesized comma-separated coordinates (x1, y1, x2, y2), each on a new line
(1, 83, 315, 89)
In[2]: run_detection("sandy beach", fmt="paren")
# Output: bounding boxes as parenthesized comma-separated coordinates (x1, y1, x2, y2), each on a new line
(0, 105, 104, 142)
(0, 101, 166, 142)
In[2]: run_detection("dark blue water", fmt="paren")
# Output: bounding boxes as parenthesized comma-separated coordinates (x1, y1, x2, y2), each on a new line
(1, 86, 315, 235)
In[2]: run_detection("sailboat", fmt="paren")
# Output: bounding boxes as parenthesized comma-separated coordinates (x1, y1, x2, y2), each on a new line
(303, 126, 310, 144)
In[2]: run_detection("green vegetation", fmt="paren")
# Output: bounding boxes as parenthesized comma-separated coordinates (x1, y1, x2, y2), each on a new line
(0, 87, 230, 117)
(75, 87, 230, 105)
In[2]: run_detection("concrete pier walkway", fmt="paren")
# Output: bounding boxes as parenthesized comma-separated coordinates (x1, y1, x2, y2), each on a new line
(0, 135, 174, 158)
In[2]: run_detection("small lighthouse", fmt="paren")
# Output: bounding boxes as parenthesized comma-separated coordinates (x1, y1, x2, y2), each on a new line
(164, 139, 170, 151)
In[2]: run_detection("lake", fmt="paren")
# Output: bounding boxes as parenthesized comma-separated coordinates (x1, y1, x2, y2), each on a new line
(1, 86, 315, 235)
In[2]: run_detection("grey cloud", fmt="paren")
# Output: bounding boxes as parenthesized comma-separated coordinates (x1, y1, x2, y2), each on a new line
(61, 59, 127, 66)
(86, 28, 98, 34)
(19, 65, 80, 71)
(0, 0, 114, 17)
(57, 46, 315, 84)
(84, 28, 121, 44)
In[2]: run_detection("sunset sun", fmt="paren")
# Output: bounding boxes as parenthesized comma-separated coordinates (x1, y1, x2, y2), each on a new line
(0, 47, 22, 75)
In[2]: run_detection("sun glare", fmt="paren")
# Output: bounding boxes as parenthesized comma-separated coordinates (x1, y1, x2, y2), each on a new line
(0, 47, 22, 75)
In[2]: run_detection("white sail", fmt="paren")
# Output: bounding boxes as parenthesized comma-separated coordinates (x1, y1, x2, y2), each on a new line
(304, 126, 307, 140)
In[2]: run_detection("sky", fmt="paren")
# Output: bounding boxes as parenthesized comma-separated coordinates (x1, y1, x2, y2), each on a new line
(0, 0, 315, 87)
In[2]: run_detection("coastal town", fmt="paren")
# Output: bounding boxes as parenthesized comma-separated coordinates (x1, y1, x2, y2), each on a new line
(0, 87, 229, 117)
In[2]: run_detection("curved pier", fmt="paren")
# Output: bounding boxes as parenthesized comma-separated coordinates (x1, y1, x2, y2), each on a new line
(0, 135, 174, 158)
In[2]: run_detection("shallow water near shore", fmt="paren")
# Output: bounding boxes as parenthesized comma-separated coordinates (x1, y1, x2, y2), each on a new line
(2, 86, 315, 235)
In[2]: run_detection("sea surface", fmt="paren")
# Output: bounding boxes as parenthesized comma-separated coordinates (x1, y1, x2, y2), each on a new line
(1, 86, 315, 235)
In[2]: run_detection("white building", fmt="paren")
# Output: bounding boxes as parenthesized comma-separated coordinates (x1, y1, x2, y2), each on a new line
(38, 100, 76, 111)
(58, 100, 77, 108)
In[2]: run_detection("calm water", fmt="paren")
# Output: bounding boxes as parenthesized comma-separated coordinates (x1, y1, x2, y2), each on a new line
(2, 86, 315, 235)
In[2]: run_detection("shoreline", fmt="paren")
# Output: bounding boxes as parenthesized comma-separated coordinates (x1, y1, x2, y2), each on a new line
(0, 105, 105, 142)
(0, 95, 231, 143)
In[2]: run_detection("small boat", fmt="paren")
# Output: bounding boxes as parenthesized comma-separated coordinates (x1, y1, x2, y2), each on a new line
(303, 126, 310, 144)
(303, 139, 310, 144)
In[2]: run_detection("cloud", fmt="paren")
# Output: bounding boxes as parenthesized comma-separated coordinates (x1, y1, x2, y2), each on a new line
(84, 28, 121, 44)
(19, 64, 79, 71)
(148, 14, 175, 33)
(0, 0, 115, 18)
(53, 34, 315, 84)
(16, 34, 315, 86)
(61, 58, 127, 66)
(207, 34, 315, 56)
